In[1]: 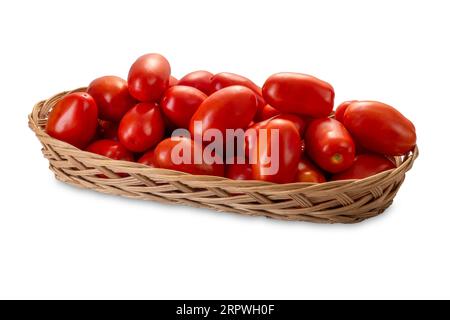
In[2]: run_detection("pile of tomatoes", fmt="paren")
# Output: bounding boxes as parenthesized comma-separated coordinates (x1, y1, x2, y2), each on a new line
(46, 53, 416, 183)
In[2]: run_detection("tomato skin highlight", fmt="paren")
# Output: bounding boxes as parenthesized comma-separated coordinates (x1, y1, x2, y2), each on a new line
(86, 139, 134, 162)
(154, 137, 224, 176)
(305, 118, 355, 173)
(189, 85, 258, 139)
(262, 72, 334, 118)
(342, 101, 416, 156)
(297, 158, 327, 183)
(332, 154, 396, 180)
(46, 92, 98, 149)
(334, 100, 357, 122)
(251, 118, 302, 184)
(87, 76, 136, 122)
(118, 102, 165, 152)
(138, 150, 157, 167)
(178, 70, 214, 95)
(160, 85, 207, 129)
(127, 53, 171, 102)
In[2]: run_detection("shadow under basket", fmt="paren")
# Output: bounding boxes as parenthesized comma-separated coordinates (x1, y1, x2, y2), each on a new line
(29, 88, 419, 224)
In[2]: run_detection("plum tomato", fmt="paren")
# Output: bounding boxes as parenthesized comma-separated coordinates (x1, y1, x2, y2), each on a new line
(160, 85, 207, 129)
(342, 101, 416, 156)
(297, 158, 326, 183)
(97, 119, 118, 141)
(178, 70, 214, 95)
(118, 102, 165, 152)
(256, 104, 280, 121)
(138, 149, 157, 167)
(262, 72, 334, 118)
(46, 92, 98, 149)
(305, 118, 355, 173)
(169, 76, 178, 87)
(86, 139, 134, 162)
(87, 76, 136, 122)
(127, 53, 171, 102)
(334, 100, 357, 122)
(225, 157, 253, 180)
(332, 154, 396, 180)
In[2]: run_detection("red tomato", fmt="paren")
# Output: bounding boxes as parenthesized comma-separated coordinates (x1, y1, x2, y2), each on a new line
(225, 158, 253, 180)
(46, 92, 98, 149)
(272, 114, 306, 136)
(87, 76, 136, 122)
(332, 154, 396, 180)
(334, 100, 357, 122)
(297, 158, 326, 183)
(118, 102, 165, 152)
(211, 72, 266, 111)
(305, 118, 355, 173)
(262, 72, 334, 118)
(138, 150, 157, 167)
(127, 53, 171, 102)
(97, 120, 118, 141)
(342, 101, 416, 156)
(160, 85, 207, 129)
(86, 139, 134, 161)
(178, 70, 214, 95)
(169, 76, 178, 87)
(256, 104, 280, 121)
(154, 137, 224, 176)
(251, 118, 302, 183)
(189, 85, 258, 139)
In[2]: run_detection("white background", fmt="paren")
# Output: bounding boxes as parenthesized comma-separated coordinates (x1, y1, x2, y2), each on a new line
(0, 0, 449, 299)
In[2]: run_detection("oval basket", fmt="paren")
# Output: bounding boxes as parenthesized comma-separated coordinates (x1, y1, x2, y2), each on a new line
(28, 88, 418, 223)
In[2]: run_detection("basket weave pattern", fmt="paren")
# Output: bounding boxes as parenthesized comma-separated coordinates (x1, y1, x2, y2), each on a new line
(29, 88, 418, 223)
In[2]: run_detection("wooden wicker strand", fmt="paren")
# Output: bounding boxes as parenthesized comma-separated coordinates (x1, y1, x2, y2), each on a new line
(28, 88, 419, 223)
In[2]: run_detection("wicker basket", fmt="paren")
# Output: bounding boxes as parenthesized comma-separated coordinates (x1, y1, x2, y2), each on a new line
(28, 88, 418, 223)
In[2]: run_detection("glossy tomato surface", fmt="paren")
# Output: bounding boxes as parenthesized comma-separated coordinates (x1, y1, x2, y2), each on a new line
(154, 137, 224, 176)
(332, 154, 396, 180)
(87, 76, 136, 122)
(251, 118, 302, 183)
(86, 139, 134, 161)
(272, 114, 306, 136)
(160, 85, 207, 129)
(334, 100, 357, 122)
(305, 118, 355, 173)
(342, 101, 416, 156)
(189, 85, 258, 139)
(127, 53, 171, 102)
(138, 150, 157, 167)
(178, 70, 214, 95)
(297, 158, 326, 183)
(46, 92, 98, 149)
(118, 102, 165, 152)
(256, 104, 280, 121)
(225, 157, 253, 180)
(169, 76, 178, 87)
(262, 72, 334, 118)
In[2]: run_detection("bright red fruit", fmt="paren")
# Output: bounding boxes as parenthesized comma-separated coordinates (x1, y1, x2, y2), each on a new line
(86, 139, 134, 161)
(334, 100, 357, 122)
(332, 154, 396, 180)
(297, 158, 326, 183)
(169, 76, 178, 87)
(118, 102, 165, 152)
(226, 158, 253, 180)
(342, 101, 416, 156)
(138, 150, 157, 167)
(256, 104, 280, 121)
(87, 76, 136, 122)
(154, 137, 224, 176)
(46, 92, 98, 149)
(128, 53, 171, 102)
(160, 86, 207, 129)
(262, 72, 334, 118)
(189, 85, 258, 139)
(251, 118, 302, 183)
(178, 70, 214, 95)
(305, 118, 355, 173)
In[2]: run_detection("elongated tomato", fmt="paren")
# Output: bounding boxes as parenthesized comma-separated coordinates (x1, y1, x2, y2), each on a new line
(178, 70, 214, 95)
(297, 158, 327, 183)
(128, 53, 171, 102)
(251, 118, 302, 183)
(334, 100, 357, 122)
(332, 154, 396, 180)
(262, 72, 334, 118)
(342, 101, 416, 156)
(225, 157, 253, 180)
(189, 85, 258, 139)
(46, 92, 98, 149)
(305, 118, 355, 173)
(138, 150, 157, 167)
